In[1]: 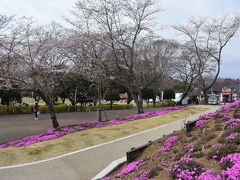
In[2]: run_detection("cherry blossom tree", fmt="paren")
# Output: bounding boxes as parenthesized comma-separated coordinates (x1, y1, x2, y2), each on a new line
(67, 0, 162, 113)
(0, 18, 68, 128)
(173, 16, 240, 103)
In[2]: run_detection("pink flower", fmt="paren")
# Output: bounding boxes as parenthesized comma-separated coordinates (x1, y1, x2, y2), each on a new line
(198, 170, 222, 180)
(158, 136, 179, 152)
(114, 160, 145, 178)
(196, 120, 204, 128)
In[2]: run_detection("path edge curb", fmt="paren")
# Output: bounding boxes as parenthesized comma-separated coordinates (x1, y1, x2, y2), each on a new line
(91, 156, 126, 180)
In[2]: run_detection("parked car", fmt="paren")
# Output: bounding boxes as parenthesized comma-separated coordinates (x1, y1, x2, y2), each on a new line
(208, 96, 218, 105)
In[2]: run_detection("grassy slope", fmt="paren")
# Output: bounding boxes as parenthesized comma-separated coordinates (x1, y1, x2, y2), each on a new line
(0, 107, 208, 167)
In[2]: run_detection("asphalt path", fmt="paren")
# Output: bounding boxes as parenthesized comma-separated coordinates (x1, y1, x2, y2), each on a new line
(0, 107, 168, 144)
(0, 105, 220, 180)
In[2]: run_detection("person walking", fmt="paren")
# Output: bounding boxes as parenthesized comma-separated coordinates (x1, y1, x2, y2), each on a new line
(33, 101, 39, 120)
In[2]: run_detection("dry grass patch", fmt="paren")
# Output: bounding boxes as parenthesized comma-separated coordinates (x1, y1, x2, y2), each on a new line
(0, 107, 208, 166)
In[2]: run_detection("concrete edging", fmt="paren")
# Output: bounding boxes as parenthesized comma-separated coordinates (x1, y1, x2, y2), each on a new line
(92, 156, 126, 180)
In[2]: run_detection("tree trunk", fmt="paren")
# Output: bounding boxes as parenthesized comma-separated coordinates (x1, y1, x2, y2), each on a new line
(69, 98, 75, 105)
(135, 93, 144, 114)
(153, 98, 156, 106)
(93, 97, 97, 105)
(128, 89, 144, 114)
(127, 92, 132, 104)
(37, 91, 60, 129)
(61, 97, 65, 104)
(200, 61, 221, 104)
(137, 99, 144, 114)
(203, 91, 208, 104)
(110, 100, 113, 110)
(48, 103, 60, 129)
(176, 93, 188, 106)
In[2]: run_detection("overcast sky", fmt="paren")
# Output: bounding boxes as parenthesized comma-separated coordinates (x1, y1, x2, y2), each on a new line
(0, 0, 240, 79)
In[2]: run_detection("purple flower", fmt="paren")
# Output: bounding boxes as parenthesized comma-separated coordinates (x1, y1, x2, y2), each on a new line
(114, 160, 145, 178)
(222, 163, 240, 179)
(198, 170, 222, 180)
(158, 136, 179, 152)
(196, 120, 204, 128)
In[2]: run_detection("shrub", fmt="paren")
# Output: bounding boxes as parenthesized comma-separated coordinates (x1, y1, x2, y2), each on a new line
(203, 133, 217, 143)
(214, 124, 223, 131)
(0, 105, 32, 114)
(147, 166, 162, 178)
(222, 163, 240, 179)
(167, 100, 175, 106)
(163, 89, 175, 100)
(190, 151, 205, 158)
(146, 102, 167, 108)
(54, 105, 67, 113)
(198, 170, 222, 180)
(207, 144, 237, 161)
(223, 132, 240, 144)
(170, 157, 204, 179)
(0, 103, 134, 114)
(220, 153, 240, 170)
(220, 153, 240, 179)
(39, 106, 49, 113)
(219, 124, 240, 143)
(67, 105, 76, 112)
(174, 151, 187, 161)
(164, 101, 168, 107)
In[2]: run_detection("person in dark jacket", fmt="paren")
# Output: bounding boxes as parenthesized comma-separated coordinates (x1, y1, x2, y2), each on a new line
(33, 102, 39, 120)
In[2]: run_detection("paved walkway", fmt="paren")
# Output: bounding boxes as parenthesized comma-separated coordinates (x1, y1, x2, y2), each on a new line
(0, 107, 168, 144)
(0, 105, 220, 180)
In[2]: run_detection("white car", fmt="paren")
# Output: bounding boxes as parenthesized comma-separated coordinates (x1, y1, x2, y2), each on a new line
(208, 97, 218, 105)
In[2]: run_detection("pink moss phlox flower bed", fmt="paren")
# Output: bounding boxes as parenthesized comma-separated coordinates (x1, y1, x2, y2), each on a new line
(224, 118, 240, 129)
(222, 163, 240, 179)
(157, 136, 179, 153)
(169, 156, 202, 179)
(225, 132, 240, 142)
(196, 120, 204, 128)
(199, 112, 216, 120)
(101, 100, 240, 179)
(0, 106, 186, 149)
(187, 144, 195, 153)
(198, 170, 222, 180)
(221, 154, 240, 179)
(220, 153, 240, 166)
(114, 160, 145, 178)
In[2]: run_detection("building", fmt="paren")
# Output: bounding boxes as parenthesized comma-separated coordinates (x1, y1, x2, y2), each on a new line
(219, 87, 239, 103)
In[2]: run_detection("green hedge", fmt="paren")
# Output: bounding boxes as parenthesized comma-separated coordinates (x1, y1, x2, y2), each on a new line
(87, 104, 133, 111)
(0, 104, 134, 114)
(0, 101, 176, 115)
(144, 100, 175, 108)
(0, 105, 32, 114)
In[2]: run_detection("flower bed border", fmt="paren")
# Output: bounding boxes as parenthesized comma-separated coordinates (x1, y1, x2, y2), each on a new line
(0, 106, 186, 149)
(126, 141, 153, 164)
(186, 120, 199, 133)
